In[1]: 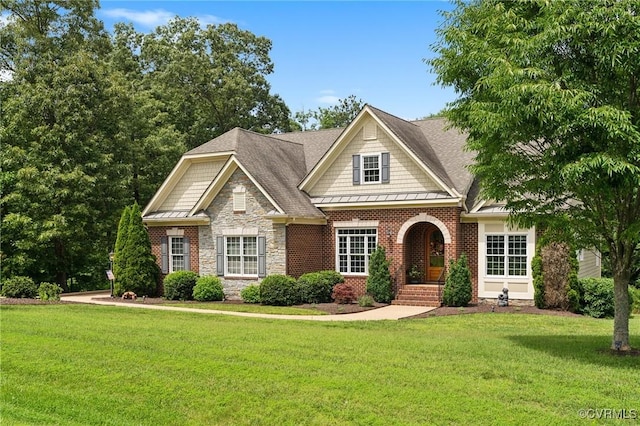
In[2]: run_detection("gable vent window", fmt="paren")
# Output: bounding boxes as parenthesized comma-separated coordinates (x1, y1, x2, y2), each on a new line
(233, 186, 246, 212)
(363, 122, 377, 140)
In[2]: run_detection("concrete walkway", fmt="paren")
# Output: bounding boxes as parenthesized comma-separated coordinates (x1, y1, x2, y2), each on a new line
(61, 292, 435, 321)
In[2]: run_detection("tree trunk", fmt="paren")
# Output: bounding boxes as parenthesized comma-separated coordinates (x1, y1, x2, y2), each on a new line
(611, 262, 631, 351)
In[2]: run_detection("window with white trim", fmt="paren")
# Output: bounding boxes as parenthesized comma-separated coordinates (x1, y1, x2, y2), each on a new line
(336, 229, 377, 274)
(486, 234, 528, 277)
(362, 154, 381, 183)
(169, 237, 186, 272)
(225, 236, 258, 276)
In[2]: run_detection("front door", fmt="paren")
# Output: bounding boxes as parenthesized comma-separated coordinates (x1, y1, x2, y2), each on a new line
(427, 228, 445, 281)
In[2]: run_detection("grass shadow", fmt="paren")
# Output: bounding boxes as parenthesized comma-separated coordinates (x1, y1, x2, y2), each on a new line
(507, 335, 640, 368)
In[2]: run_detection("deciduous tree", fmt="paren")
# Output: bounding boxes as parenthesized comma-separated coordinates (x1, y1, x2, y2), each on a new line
(429, 0, 640, 351)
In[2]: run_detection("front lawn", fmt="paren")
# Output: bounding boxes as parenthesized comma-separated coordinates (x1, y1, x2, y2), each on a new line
(1, 305, 638, 425)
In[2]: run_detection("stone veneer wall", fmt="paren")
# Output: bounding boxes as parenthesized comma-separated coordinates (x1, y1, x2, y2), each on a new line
(199, 168, 286, 299)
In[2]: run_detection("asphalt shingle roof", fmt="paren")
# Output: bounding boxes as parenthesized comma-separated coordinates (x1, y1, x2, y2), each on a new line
(160, 106, 477, 219)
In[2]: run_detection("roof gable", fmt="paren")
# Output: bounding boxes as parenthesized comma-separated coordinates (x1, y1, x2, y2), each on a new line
(299, 105, 459, 198)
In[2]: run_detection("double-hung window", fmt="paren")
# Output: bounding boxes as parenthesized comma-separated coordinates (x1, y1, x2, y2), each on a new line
(336, 229, 377, 274)
(362, 154, 381, 183)
(225, 236, 258, 276)
(486, 235, 528, 277)
(169, 237, 186, 272)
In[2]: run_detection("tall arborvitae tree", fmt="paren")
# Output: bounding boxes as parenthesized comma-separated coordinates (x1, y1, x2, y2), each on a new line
(114, 203, 158, 296)
(112, 205, 132, 282)
(366, 246, 393, 303)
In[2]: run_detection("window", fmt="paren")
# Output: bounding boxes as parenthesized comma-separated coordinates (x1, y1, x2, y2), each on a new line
(352, 153, 389, 185)
(486, 235, 527, 277)
(362, 154, 381, 183)
(336, 229, 377, 274)
(169, 237, 186, 272)
(225, 236, 258, 276)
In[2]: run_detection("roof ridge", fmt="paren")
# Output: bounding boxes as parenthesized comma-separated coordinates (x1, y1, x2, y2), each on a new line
(238, 127, 305, 147)
(366, 104, 421, 129)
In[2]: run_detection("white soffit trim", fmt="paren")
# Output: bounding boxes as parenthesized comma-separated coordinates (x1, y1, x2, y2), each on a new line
(333, 219, 379, 228)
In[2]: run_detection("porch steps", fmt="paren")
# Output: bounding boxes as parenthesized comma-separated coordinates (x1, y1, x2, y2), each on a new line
(392, 285, 442, 307)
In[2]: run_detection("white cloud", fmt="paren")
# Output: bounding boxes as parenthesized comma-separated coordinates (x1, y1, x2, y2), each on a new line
(101, 8, 227, 29)
(317, 95, 340, 104)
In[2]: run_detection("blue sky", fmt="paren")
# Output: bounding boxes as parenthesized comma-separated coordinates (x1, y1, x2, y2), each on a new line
(98, 1, 457, 121)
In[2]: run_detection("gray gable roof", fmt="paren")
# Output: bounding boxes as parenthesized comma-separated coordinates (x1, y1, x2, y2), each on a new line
(187, 128, 325, 218)
(156, 106, 477, 220)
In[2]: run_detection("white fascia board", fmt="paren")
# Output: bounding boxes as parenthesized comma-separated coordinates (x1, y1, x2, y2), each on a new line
(299, 107, 374, 191)
(142, 152, 233, 217)
(190, 157, 285, 216)
(371, 116, 458, 198)
(266, 215, 327, 225)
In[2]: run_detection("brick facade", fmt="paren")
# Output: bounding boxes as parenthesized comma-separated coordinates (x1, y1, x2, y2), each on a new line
(148, 225, 200, 295)
(284, 206, 480, 301)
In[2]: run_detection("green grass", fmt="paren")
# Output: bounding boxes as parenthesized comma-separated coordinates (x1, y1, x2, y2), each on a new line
(2, 305, 639, 425)
(169, 302, 327, 315)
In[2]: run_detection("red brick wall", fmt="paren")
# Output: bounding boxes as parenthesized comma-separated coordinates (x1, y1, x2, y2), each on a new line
(306, 206, 469, 296)
(286, 224, 324, 278)
(460, 222, 478, 303)
(147, 226, 200, 294)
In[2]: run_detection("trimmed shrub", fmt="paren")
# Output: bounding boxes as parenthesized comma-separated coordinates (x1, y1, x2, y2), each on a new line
(358, 294, 374, 307)
(579, 277, 634, 319)
(442, 254, 472, 307)
(332, 283, 356, 304)
(38, 282, 63, 301)
(580, 278, 615, 318)
(241, 284, 261, 304)
(1, 276, 38, 298)
(163, 271, 198, 300)
(193, 276, 224, 301)
(297, 270, 344, 304)
(366, 246, 393, 303)
(260, 274, 299, 306)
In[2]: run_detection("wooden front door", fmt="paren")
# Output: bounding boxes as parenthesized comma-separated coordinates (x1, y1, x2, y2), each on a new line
(427, 228, 445, 281)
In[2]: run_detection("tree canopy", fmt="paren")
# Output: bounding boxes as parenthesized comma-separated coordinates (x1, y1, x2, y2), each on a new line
(1, 1, 292, 290)
(291, 95, 365, 131)
(429, 0, 640, 351)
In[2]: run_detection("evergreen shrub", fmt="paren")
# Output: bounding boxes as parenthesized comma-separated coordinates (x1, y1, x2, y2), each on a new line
(1, 276, 38, 298)
(241, 284, 261, 304)
(38, 282, 63, 301)
(163, 271, 198, 300)
(442, 254, 472, 307)
(297, 270, 344, 304)
(366, 246, 393, 303)
(358, 294, 374, 307)
(259, 274, 299, 306)
(578, 278, 634, 319)
(193, 276, 224, 301)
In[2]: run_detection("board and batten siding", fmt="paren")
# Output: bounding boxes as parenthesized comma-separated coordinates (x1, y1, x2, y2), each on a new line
(477, 221, 536, 300)
(308, 121, 440, 197)
(160, 160, 225, 211)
